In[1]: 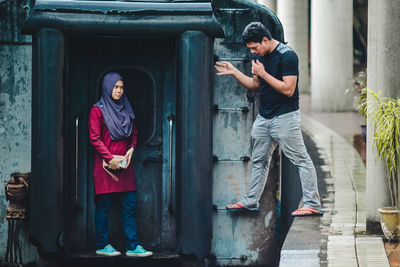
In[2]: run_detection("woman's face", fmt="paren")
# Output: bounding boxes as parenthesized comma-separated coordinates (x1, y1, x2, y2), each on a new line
(111, 80, 124, 101)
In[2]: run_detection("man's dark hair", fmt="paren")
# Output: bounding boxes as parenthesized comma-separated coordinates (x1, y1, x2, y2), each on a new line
(242, 22, 272, 43)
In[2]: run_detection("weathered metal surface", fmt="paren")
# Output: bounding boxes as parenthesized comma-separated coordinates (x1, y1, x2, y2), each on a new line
(21, 0, 288, 265)
(64, 36, 90, 252)
(25, 1, 216, 260)
(211, 49, 281, 266)
(211, 68, 282, 265)
(211, 0, 284, 43)
(62, 37, 177, 253)
(32, 1, 212, 13)
(22, 1, 224, 37)
(30, 28, 65, 253)
(0, 0, 34, 43)
(177, 31, 214, 260)
(211, 0, 284, 265)
(213, 61, 252, 161)
(0, 0, 36, 262)
(211, 152, 281, 266)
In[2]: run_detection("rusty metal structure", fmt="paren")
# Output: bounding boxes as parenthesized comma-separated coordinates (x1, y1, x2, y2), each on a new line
(4, 172, 30, 265)
(210, 1, 284, 266)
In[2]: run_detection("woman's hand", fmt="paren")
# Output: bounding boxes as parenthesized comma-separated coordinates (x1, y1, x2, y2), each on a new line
(125, 147, 134, 168)
(108, 158, 121, 170)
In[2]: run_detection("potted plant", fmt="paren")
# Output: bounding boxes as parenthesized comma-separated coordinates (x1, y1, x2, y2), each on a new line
(361, 89, 400, 240)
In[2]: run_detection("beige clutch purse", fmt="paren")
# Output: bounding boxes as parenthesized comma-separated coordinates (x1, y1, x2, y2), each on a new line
(102, 155, 127, 182)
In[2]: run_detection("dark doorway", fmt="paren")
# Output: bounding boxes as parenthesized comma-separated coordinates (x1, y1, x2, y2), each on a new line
(64, 37, 176, 253)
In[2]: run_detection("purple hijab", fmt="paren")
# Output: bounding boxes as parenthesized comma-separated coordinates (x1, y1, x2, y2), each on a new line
(94, 72, 135, 141)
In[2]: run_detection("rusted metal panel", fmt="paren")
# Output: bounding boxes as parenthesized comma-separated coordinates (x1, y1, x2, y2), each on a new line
(211, 152, 281, 266)
(211, 0, 284, 265)
(177, 31, 214, 259)
(0, 0, 33, 43)
(211, 51, 281, 266)
(211, 0, 284, 43)
(30, 28, 65, 253)
(213, 62, 253, 161)
(22, 1, 224, 37)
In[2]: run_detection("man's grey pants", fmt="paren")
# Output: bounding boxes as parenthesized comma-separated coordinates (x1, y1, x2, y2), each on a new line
(240, 110, 321, 210)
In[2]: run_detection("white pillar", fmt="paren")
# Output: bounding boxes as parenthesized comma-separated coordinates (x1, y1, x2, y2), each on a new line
(277, 0, 310, 94)
(311, 0, 353, 111)
(366, 0, 400, 233)
(255, 0, 276, 13)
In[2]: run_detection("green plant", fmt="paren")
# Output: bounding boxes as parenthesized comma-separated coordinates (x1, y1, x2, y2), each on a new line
(363, 89, 400, 208)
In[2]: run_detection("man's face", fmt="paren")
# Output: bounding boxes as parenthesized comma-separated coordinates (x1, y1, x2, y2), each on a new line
(246, 37, 269, 57)
(112, 80, 124, 101)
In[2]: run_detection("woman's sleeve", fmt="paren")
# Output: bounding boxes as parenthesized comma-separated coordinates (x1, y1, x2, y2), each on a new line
(128, 120, 138, 149)
(89, 107, 114, 162)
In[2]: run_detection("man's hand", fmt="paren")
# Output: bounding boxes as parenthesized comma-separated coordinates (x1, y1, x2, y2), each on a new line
(215, 61, 236, 76)
(108, 158, 121, 170)
(251, 59, 266, 77)
(215, 60, 260, 92)
(124, 147, 134, 168)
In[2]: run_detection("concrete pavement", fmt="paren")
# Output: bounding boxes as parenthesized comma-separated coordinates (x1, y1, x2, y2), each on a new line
(279, 95, 389, 267)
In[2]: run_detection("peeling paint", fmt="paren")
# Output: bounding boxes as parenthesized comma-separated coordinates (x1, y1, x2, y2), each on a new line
(212, 39, 280, 264)
(0, 45, 32, 103)
(0, 195, 7, 222)
(229, 112, 239, 131)
(264, 211, 273, 228)
(0, 44, 35, 262)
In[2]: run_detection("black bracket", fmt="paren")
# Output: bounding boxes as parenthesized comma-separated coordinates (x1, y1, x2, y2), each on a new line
(213, 155, 250, 162)
(213, 104, 249, 114)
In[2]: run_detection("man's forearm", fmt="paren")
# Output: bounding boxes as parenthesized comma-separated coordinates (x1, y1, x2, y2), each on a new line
(232, 69, 260, 92)
(258, 71, 295, 97)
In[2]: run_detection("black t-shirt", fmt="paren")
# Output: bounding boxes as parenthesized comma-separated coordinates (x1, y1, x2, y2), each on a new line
(252, 42, 299, 119)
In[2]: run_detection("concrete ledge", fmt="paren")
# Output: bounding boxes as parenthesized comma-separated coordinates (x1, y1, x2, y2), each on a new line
(279, 216, 321, 267)
(280, 249, 320, 267)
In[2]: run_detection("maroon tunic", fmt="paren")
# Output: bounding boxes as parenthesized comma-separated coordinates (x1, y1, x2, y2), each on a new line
(89, 106, 137, 195)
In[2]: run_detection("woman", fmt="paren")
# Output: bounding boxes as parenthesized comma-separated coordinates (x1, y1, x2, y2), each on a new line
(89, 72, 152, 257)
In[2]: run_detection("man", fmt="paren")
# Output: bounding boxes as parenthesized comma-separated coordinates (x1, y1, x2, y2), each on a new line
(215, 22, 322, 216)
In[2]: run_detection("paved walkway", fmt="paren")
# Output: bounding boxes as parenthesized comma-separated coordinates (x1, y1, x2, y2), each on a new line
(280, 95, 389, 267)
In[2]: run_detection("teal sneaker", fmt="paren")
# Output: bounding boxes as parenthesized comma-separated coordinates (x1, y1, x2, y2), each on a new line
(126, 245, 153, 257)
(96, 244, 121, 256)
